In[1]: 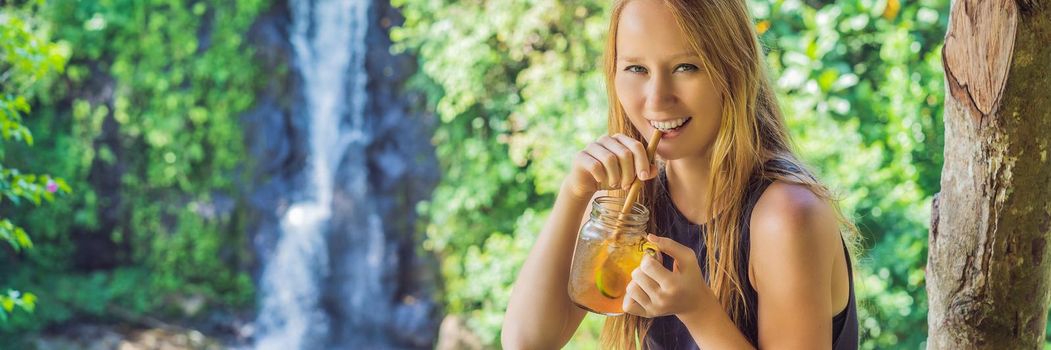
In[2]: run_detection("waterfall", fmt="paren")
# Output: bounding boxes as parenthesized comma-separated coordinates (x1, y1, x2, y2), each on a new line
(254, 0, 371, 348)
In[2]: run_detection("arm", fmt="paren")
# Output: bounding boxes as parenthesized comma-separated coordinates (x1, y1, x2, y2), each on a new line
(502, 134, 658, 349)
(501, 184, 593, 349)
(747, 181, 839, 349)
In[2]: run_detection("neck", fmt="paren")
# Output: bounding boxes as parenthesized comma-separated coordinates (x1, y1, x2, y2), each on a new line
(665, 153, 713, 225)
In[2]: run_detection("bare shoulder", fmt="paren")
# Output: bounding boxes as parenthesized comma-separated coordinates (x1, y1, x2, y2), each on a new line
(748, 181, 841, 290)
(750, 181, 838, 240)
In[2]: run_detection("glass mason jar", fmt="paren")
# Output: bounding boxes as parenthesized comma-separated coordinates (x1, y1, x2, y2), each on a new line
(568, 196, 661, 315)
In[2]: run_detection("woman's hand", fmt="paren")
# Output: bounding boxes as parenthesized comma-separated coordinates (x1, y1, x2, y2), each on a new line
(565, 133, 658, 200)
(622, 234, 716, 319)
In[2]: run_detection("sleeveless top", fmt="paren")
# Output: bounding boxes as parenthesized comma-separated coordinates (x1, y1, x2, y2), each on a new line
(643, 161, 859, 349)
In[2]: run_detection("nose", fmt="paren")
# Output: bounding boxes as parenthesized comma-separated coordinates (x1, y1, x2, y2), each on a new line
(644, 71, 677, 112)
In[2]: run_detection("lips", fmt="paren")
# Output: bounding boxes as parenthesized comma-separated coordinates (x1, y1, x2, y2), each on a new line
(649, 116, 692, 132)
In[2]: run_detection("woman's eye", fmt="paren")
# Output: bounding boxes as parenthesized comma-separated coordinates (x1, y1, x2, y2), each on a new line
(675, 64, 699, 73)
(625, 65, 647, 74)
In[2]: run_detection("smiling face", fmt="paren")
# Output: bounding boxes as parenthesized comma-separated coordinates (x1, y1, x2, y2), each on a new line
(614, 0, 723, 161)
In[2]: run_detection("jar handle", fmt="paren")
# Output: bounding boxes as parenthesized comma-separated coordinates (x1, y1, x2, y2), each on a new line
(641, 240, 661, 260)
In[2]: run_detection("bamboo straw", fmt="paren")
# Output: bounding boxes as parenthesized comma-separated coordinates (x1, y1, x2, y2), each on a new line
(611, 129, 662, 240)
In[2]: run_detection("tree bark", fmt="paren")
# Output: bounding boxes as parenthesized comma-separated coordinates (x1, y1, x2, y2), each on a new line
(927, 0, 1051, 349)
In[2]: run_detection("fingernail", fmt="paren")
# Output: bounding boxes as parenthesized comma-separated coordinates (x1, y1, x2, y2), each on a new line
(647, 234, 657, 241)
(639, 170, 648, 178)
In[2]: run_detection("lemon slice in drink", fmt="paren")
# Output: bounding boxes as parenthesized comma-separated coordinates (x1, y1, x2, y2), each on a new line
(594, 253, 627, 299)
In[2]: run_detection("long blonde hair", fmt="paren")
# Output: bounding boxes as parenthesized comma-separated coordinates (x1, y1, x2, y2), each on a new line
(600, 1, 861, 348)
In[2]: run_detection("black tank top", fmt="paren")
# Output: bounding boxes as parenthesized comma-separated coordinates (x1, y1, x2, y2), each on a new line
(643, 162, 859, 349)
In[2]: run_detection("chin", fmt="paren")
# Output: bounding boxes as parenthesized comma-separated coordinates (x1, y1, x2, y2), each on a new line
(656, 140, 714, 163)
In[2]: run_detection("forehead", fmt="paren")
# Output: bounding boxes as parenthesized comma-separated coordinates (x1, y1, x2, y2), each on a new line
(616, 0, 695, 60)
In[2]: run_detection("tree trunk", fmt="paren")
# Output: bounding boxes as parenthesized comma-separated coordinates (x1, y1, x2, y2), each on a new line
(927, 0, 1051, 349)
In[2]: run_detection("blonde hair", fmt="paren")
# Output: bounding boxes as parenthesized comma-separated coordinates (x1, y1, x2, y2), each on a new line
(600, 0, 861, 348)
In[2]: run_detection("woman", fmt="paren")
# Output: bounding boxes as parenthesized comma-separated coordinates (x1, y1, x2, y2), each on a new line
(502, 0, 860, 349)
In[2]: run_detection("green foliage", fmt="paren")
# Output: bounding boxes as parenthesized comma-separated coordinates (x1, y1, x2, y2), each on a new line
(0, 0, 70, 323)
(0, 289, 37, 323)
(393, 0, 612, 345)
(394, 0, 949, 348)
(0, 0, 266, 337)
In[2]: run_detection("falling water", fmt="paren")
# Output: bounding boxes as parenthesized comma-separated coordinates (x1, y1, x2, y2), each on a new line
(254, 0, 370, 348)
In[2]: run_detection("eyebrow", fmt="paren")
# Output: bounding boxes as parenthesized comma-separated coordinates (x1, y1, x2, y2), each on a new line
(617, 51, 698, 62)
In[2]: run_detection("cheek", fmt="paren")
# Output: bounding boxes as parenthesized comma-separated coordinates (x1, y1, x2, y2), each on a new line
(615, 75, 646, 125)
(683, 80, 723, 121)
(615, 74, 644, 111)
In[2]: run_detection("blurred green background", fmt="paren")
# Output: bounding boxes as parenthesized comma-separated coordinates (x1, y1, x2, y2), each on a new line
(3, 0, 1040, 348)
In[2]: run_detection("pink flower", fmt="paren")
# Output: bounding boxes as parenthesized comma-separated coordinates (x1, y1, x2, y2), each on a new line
(46, 179, 58, 193)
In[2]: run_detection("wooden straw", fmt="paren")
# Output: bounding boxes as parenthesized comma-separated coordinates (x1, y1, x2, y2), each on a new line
(612, 129, 662, 240)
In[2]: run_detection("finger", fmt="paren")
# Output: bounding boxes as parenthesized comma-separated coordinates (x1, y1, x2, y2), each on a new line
(638, 253, 674, 284)
(626, 280, 652, 306)
(631, 265, 661, 296)
(585, 142, 620, 190)
(622, 296, 644, 316)
(622, 286, 652, 317)
(576, 151, 608, 190)
(598, 135, 635, 189)
(612, 133, 655, 180)
(646, 234, 697, 273)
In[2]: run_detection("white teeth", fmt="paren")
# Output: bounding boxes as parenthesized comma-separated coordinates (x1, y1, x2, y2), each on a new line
(649, 117, 690, 131)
